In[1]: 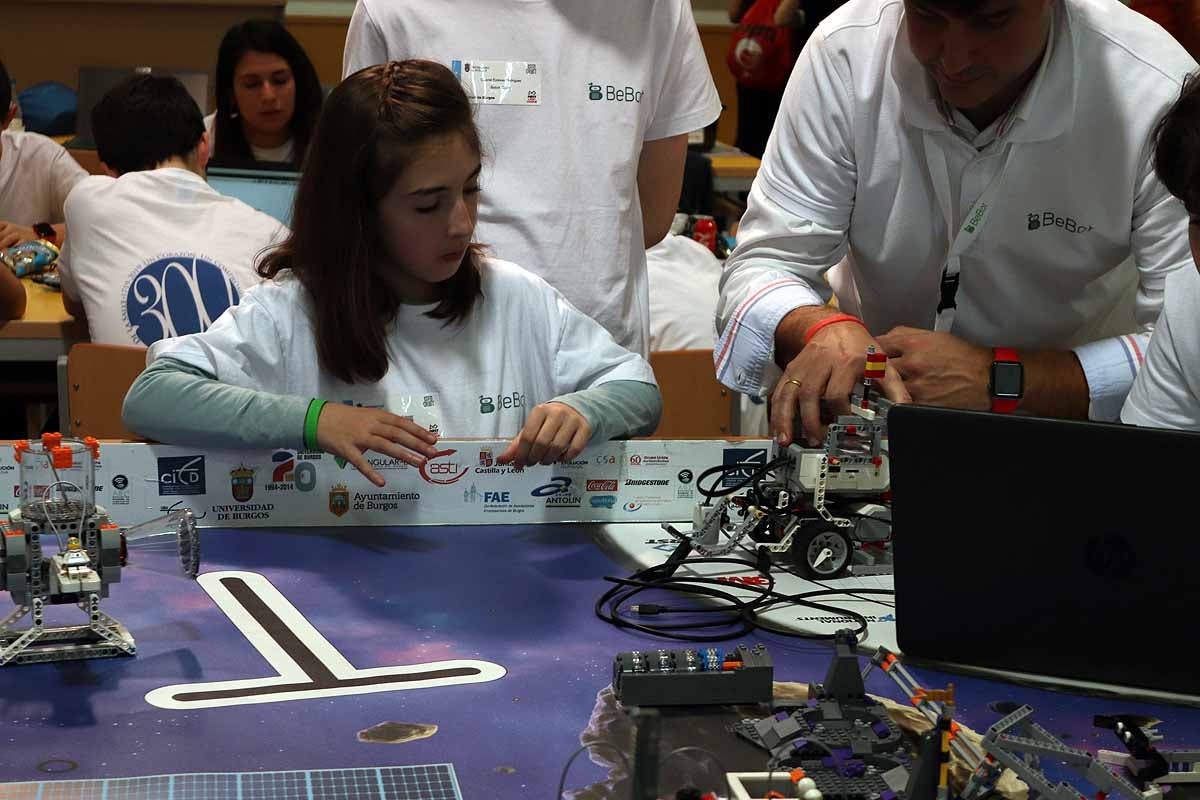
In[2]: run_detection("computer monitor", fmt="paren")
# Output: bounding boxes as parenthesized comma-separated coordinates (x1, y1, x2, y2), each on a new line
(887, 404, 1200, 702)
(206, 166, 300, 226)
(68, 66, 210, 150)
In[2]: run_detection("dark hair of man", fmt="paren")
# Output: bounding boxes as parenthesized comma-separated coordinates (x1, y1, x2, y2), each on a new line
(213, 19, 323, 167)
(0, 61, 11, 119)
(92, 74, 204, 175)
(258, 60, 485, 385)
(1153, 72, 1200, 216)
(911, 0, 991, 16)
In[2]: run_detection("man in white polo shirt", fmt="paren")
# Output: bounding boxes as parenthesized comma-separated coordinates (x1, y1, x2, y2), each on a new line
(715, 0, 1197, 446)
(59, 74, 286, 347)
(342, 1, 722, 356)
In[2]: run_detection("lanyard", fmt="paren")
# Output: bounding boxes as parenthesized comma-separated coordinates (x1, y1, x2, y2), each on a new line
(923, 130, 1017, 333)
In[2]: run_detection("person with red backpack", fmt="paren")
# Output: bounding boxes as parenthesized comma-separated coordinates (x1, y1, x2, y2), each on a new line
(728, 0, 842, 158)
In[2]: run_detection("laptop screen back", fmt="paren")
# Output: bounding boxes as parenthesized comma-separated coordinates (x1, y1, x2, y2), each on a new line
(887, 405, 1200, 698)
(207, 167, 300, 226)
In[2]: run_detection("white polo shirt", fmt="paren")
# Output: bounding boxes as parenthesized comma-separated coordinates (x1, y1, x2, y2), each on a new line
(59, 168, 287, 346)
(1121, 267, 1200, 430)
(342, 0, 722, 357)
(0, 130, 87, 225)
(148, 258, 656, 438)
(715, 0, 1196, 420)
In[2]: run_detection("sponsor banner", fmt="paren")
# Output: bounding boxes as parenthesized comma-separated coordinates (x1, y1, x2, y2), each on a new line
(0, 439, 769, 529)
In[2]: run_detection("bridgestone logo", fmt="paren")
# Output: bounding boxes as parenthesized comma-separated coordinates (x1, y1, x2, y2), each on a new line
(624, 479, 669, 487)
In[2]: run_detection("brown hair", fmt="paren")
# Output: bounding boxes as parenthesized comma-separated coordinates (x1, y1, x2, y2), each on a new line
(1154, 72, 1200, 217)
(258, 60, 484, 384)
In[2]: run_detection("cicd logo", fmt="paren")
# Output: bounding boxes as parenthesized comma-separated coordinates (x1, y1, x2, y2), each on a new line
(419, 449, 470, 485)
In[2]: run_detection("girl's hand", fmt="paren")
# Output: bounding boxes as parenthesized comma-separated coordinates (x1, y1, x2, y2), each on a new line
(497, 402, 592, 469)
(316, 403, 439, 487)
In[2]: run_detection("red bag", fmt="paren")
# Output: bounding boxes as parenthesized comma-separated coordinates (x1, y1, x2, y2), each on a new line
(726, 0, 795, 91)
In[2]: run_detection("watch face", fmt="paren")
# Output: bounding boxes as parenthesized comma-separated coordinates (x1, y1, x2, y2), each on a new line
(991, 362, 1024, 399)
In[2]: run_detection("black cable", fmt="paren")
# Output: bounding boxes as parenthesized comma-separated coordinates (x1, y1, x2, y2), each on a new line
(696, 456, 788, 501)
(554, 741, 631, 799)
(595, 549, 876, 642)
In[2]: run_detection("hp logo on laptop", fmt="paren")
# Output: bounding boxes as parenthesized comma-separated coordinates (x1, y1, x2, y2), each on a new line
(1083, 533, 1137, 581)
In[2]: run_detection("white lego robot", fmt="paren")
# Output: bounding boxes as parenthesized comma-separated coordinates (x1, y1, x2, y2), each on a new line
(0, 434, 200, 666)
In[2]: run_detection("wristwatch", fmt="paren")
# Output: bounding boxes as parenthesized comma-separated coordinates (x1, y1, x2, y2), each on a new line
(33, 222, 58, 246)
(988, 347, 1023, 413)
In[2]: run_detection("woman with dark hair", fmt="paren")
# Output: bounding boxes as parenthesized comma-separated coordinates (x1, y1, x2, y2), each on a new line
(207, 19, 323, 166)
(122, 60, 661, 486)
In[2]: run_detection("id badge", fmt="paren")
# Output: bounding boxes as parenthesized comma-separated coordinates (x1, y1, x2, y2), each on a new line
(390, 392, 444, 437)
(451, 60, 541, 106)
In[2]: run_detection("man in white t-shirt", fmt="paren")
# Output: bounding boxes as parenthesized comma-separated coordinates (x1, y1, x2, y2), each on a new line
(1122, 75, 1200, 431)
(59, 74, 287, 347)
(342, 0, 722, 356)
(715, 0, 1197, 447)
(0, 60, 88, 250)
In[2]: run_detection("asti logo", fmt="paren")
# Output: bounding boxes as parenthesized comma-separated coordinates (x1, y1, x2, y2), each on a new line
(419, 449, 470, 485)
(463, 483, 511, 504)
(123, 255, 241, 345)
(587, 82, 643, 103)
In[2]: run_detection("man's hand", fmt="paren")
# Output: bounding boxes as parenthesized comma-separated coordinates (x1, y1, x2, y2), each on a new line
(0, 222, 37, 250)
(773, 317, 910, 447)
(876, 326, 991, 409)
(316, 404, 440, 487)
(498, 402, 592, 469)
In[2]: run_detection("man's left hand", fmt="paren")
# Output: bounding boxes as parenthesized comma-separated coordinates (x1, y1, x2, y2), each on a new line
(876, 326, 992, 409)
(0, 222, 37, 250)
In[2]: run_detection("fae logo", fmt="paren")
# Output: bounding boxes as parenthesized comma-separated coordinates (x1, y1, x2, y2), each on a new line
(721, 448, 767, 488)
(158, 456, 206, 496)
(123, 255, 241, 345)
(419, 449, 470, 485)
(531, 477, 572, 497)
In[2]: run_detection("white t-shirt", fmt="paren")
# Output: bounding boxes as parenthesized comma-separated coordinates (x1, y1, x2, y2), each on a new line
(715, 0, 1196, 420)
(59, 168, 288, 346)
(148, 258, 656, 438)
(647, 233, 768, 436)
(1121, 267, 1200, 430)
(343, 0, 723, 356)
(203, 113, 296, 163)
(0, 130, 88, 225)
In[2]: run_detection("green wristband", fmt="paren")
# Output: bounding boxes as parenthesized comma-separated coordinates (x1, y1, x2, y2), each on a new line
(304, 399, 327, 450)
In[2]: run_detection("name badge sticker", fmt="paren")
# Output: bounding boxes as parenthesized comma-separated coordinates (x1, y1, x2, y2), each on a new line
(451, 60, 541, 106)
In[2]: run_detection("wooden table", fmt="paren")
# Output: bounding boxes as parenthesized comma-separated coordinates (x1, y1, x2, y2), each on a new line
(0, 278, 87, 361)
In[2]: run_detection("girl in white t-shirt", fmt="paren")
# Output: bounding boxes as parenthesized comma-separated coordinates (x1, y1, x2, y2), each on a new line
(123, 60, 661, 486)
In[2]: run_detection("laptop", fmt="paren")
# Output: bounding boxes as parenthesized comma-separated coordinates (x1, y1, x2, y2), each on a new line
(206, 166, 300, 226)
(887, 404, 1200, 701)
(67, 66, 210, 149)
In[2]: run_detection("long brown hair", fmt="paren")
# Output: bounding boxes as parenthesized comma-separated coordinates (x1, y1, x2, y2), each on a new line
(259, 60, 484, 384)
